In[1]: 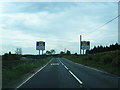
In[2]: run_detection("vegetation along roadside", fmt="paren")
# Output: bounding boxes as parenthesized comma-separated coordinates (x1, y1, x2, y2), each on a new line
(63, 50, 120, 76)
(2, 54, 52, 88)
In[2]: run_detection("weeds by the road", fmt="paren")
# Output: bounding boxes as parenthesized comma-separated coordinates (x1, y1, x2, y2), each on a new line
(2, 56, 52, 88)
(63, 50, 120, 76)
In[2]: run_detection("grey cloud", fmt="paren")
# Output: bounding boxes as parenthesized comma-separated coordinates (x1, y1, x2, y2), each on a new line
(1, 2, 76, 14)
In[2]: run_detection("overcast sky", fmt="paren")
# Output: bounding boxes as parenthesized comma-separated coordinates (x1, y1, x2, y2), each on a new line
(0, 1, 118, 55)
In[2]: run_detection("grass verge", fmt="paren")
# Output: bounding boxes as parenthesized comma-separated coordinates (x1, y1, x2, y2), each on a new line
(63, 50, 120, 76)
(2, 56, 52, 88)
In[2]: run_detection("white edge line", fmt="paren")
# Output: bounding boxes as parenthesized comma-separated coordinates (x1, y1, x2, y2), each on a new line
(64, 58, 108, 74)
(59, 58, 83, 85)
(16, 59, 52, 89)
(64, 58, 120, 78)
(75, 62, 109, 74)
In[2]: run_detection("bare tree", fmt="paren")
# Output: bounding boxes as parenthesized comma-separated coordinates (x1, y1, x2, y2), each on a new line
(46, 50, 51, 55)
(15, 48, 22, 55)
(50, 49, 55, 55)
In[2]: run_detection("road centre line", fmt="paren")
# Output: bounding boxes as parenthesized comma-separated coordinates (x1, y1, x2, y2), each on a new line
(59, 60, 69, 70)
(63, 58, 111, 75)
(58, 58, 83, 85)
(63, 57, 110, 75)
(64, 65, 69, 70)
(63, 58, 110, 74)
(68, 70, 83, 84)
(16, 58, 53, 89)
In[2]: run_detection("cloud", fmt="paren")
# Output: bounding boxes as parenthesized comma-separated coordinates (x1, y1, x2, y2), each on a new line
(0, 2, 118, 54)
(1, 2, 76, 14)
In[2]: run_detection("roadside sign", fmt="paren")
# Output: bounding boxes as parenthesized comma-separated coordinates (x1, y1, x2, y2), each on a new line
(81, 41, 90, 50)
(36, 41, 45, 50)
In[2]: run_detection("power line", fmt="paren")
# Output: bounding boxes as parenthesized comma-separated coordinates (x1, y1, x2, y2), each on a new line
(94, 14, 120, 31)
(83, 14, 120, 36)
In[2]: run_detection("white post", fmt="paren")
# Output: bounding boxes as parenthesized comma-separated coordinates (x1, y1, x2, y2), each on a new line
(80, 35, 82, 55)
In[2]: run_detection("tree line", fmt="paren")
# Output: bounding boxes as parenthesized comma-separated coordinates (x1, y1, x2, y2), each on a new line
(86, 43, 120, 54)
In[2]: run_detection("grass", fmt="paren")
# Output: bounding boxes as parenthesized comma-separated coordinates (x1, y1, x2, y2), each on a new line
(2, 50, 120, 87)
(2, 56, 52, 88)
(63, 50, 120, 75)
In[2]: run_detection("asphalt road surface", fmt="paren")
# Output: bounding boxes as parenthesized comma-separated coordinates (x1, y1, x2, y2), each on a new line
(16, 58, 120, 89)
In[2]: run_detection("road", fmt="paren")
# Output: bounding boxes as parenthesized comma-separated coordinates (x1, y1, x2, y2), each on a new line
(16, 58, 119, 89)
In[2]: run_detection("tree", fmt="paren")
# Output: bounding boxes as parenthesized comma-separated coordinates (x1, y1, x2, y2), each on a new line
(46, 49, 56, 55)
(46, 50, 51, 55)
(9, 51, 11, 55)
(50, 49, 55, 55)
(74, 53, 77, 55)
(87, 43, 120, 54)
(15, 48, 22, 55)
(60, 51, 64, 55)
(66, 50, 71, 55)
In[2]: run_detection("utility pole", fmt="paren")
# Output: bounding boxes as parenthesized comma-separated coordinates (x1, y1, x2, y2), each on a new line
(80, 35, 82, 55)
(64, 48, 66, 54)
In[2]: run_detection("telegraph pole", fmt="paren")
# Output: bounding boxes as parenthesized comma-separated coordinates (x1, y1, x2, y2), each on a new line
(64, 48, 66, 54)
(80, 35, 82, 55)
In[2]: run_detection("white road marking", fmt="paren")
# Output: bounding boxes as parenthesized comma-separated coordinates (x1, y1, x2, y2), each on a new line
(63, 58, 109, 74)
(64, 65, 69, 70)
(75, 62, 109, 74)
(59, 59, 64, 65)
(16, 59, 52, 89)
(58, 58, 83, 85)
(50, 63, 59, 65)
(68, 70, 83, 84)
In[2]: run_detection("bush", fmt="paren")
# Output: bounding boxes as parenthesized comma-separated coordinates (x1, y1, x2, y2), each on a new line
(94, 57, 100, 62)
(15, 63, 34, 74)
(2, 54, 21, 61)
(100, 55, 113, 64)
(2, 57, 52, 87)
(111, 56, 120, 66)
(2, 70, 22, 85)
(82, 55, 92, 61)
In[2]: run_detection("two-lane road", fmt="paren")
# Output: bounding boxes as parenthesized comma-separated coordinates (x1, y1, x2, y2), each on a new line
(16, 58, 119, 89)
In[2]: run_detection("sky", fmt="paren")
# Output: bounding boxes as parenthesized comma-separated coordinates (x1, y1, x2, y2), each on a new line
(0, 1, 119, 55)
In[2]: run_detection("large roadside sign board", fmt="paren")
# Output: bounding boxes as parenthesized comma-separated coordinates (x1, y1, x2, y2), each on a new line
(36, 41, 45, 50)
(81, 41, 90, 50)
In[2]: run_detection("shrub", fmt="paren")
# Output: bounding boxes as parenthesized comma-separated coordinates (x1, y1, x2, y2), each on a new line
(100, 55, 113, 64)
(2, 54, 21, 61)
(83, 55, 92, 61)
(94, 57, 100, 62)
(111, 56, 120, 66)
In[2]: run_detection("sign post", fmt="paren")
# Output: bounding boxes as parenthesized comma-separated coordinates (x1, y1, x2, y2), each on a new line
(81, 41, 90, 54)
(36, 41, 45, 55)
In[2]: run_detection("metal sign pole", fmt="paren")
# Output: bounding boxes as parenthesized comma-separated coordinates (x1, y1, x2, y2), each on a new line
(83, 49, 84, 55)
(36, 41, 45, 55)
(42, 50, 43, 55)
(39, 50, 40, 55)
